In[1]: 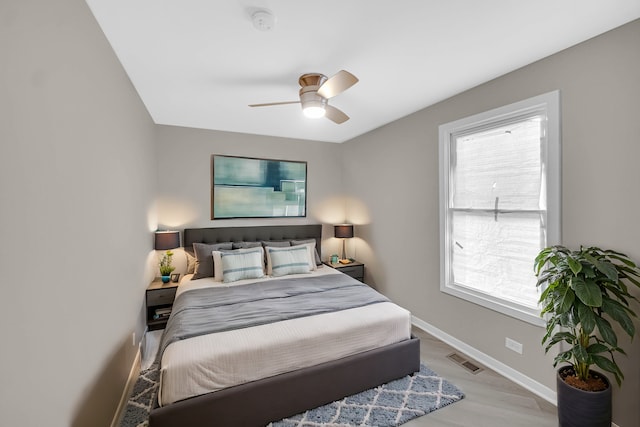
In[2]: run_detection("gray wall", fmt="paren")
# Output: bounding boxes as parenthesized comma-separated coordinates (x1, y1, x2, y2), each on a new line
(342, 20, 640, 426)
(155, 125, 347, 260)
(0, 1, 157, 426)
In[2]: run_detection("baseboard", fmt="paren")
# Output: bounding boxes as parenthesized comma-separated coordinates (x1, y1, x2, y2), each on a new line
(411, 315, 557, 405)
(110, 343, 142, 427)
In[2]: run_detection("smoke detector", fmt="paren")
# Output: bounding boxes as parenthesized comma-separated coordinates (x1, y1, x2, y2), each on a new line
(251, 9, 275, 32)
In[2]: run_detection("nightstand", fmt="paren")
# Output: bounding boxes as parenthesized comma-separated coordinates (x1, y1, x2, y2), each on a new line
(324, 260, 365, 282)
(146, 278, 178, 330)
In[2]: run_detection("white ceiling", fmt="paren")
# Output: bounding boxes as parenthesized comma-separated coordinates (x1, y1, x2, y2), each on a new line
(86, 1, 640, 143)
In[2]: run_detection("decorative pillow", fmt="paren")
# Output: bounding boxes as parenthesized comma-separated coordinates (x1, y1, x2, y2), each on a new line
(232, 241, 262, 249)
(221, 248, 265, 283)
(291, 239, 322, 265)
(213, 247, 264, 281)
(260, 240, 290, 265)
(263, 245, 282, 275)
(267, 246, 312, 277)
(211, 251, 223, 281)
(192, 242, 233, 280)
(186, 251, 196, 275)
(290, 242, 317, 271)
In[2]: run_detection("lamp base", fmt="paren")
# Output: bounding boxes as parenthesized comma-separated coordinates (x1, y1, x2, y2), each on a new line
(341, 239, 347, 260)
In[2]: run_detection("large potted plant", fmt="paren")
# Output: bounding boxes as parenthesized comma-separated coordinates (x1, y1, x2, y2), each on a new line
(534, 245, 640, 427)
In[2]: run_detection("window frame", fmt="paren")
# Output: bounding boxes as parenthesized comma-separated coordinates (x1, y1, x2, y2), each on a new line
(438, 91, 561, 326)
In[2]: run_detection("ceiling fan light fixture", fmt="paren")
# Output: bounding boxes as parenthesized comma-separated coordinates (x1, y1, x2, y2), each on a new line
(249, 70, 357, 124)
(303, 105, 326, 119)
(301, 96, 326, 119)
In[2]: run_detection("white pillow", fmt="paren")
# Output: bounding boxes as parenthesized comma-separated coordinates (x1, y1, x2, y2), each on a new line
(267, 246, 312, 277)
(219, 247, 265, 283)
(266, 243, 316, 275)
(213, 247, 265, 282)
(290, 242, 317, 271)
(212, 251, 223, 281)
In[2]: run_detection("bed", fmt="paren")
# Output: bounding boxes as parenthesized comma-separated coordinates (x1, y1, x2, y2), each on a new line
(149, 224, 420, 427)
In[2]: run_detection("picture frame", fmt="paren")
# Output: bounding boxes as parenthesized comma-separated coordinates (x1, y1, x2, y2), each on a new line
(170, 273, 180, 283)
(211, 155, 307, 219)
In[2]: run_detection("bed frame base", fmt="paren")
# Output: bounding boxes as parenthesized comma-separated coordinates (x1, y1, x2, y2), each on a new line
(149, 336, 420, 427)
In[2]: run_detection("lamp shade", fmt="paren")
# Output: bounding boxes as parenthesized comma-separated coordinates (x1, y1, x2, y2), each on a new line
(334, 224, 354, 239)
(154, 230, 180, 250)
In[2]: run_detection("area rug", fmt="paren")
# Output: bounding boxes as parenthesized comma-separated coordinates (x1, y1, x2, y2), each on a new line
(119, 363, 464, 427)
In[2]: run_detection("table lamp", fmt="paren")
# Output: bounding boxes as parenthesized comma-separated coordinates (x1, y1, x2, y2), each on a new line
(154, 230, 180, 250)
(334, 224, 354, 262)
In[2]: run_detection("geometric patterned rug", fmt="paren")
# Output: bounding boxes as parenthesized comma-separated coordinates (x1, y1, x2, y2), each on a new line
(119, 363, 464, 427)
(119, 363, 160, 427)
(268, 364, 464, 427)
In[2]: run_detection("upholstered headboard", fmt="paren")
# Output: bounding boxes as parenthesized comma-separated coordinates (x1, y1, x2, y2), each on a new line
(183, 224, 323, 259)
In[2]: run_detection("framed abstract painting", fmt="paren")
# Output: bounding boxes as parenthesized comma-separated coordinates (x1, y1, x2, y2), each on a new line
(211, 155, 307, 219)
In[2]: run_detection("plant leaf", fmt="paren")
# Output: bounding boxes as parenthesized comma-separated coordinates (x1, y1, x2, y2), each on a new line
(544, 332, 575, 353)
(576, 302, 596, 334)
(553, 350, 572, 367)
(534, 250, 551, 274)
(567, 255, 582, 275)
(572, 277, 602, 307)
(559, 311, 575, 329)
(536, 272, 554, 287)
(594, 316, 617, 347)
(538, 284, 552, 303)
(604, 251, 637, 268)
(557, 287, 575, 314)
(586, 343, 608, 354)
(612, 346, 627, 356)
(619, 268, 640, 288)
(541, 317, 560, 346)
(592, 355, 622, 387)
(581, 264, 596, 278)
(586, 253, 618, 281)
(602, 284, 629, 306)
(602, 298, 636, 337)
(571, 344, 589, 364)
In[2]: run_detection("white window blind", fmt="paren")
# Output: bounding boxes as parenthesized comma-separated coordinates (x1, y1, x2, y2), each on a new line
(439, 92, 560, 325)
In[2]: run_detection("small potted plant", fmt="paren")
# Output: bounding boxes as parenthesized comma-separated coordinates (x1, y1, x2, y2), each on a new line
(159, 250, 176, 283)
(534, 245, 640, 427)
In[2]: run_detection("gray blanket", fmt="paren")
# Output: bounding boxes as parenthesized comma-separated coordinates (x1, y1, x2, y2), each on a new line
(158, 273, 389, 359)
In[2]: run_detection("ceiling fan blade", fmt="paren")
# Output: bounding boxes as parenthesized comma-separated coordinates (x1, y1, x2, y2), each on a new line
(249, 101, 300, 107)
(317, 70, 359, 99)
(325, 105, 349, 124)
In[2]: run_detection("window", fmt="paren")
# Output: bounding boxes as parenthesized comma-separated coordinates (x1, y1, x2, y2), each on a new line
(439, 91, 560, 325)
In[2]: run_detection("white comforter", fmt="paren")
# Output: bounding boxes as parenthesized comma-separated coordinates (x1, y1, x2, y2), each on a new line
(158, 267, 412, 406)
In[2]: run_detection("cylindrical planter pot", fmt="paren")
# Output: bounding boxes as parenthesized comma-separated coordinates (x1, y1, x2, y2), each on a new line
(557, 366, 612, 427)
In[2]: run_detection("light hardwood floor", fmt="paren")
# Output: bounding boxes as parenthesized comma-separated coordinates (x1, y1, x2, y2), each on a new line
(405, 327, 557, 426)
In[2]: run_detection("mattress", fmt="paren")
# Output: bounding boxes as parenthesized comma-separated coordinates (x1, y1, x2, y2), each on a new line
(158, 267, 412, 406)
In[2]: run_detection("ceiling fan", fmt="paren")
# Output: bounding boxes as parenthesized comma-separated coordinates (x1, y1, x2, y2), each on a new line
(249, 70, 358, 124)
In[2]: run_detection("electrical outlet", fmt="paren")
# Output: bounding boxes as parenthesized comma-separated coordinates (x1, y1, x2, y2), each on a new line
(132, 332, 136, 347)
(505, 337, 523, 354)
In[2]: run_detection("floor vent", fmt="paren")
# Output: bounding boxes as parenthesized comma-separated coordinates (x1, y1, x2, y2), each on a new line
(446, 352, 484, 374)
